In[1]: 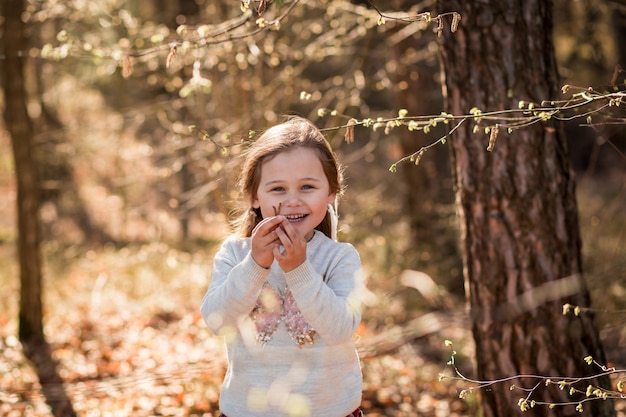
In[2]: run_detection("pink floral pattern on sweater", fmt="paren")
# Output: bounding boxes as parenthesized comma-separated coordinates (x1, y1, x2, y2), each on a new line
(250, 283, 316, 347)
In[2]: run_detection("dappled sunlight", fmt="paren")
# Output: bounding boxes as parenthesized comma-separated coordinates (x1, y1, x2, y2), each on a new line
(1, 177, 624, 415)
(1, 0, 625, 415)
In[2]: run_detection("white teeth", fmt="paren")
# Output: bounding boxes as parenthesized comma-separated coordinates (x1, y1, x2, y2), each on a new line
(286, 214, 305, 220)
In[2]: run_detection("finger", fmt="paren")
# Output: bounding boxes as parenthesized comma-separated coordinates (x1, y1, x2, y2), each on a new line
(275, 226, 305, 258)
(274, 224, 291, 247)
(272, 243, 286, 254)
(252, 216, 284, 236)
(273, 244, 284, 260)
(252, 217, 277, 234)
(277, 220, 305, 246)
(273, 231, 289, 252)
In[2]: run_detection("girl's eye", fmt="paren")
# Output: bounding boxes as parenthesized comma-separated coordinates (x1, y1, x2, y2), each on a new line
(271, 187, 285, 192)
(302, 184, 315, 190)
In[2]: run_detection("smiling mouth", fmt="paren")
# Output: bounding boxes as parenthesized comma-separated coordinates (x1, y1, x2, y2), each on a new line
(285, 214, 307, 223)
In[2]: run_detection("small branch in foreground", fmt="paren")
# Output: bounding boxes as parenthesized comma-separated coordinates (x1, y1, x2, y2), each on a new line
(439, 304, 626, 414)
(309, 85, 625, 170)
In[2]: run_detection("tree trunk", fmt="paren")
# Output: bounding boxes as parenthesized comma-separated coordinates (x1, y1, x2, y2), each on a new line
(2, 0, 45, 345)
(611, 0, 626, 72)
(436, 1, 614, 417)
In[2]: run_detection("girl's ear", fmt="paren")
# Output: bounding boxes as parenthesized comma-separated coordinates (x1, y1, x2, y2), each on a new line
(252, 197, 260, 209)
(327, 193, 337, 205)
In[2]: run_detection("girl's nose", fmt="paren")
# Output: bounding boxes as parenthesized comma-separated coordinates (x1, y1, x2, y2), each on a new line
(283, 192, 302, 206)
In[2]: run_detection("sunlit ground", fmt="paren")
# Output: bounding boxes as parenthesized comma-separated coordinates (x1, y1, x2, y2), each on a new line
(0, 173, 624, 416)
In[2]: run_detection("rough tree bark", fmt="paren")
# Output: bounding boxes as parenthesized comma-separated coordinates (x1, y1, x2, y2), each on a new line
(436, 1, 615, 417)
(2, 0, 45, 346)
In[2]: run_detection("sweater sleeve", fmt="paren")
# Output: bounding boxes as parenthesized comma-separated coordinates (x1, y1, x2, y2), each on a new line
(285, 242, 363, 345)
(201, 237, 269, 335)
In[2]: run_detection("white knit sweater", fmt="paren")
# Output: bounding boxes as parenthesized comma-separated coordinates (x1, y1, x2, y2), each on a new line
(201, 231, 364, 417)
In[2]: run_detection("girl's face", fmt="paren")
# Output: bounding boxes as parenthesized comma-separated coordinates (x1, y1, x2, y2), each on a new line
(253, 147, 336, 241)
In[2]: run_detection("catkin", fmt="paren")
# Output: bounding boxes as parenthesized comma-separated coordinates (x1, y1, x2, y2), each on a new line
(451, 13, 461, 32)
(257, 0, 266, 15)
(345, 118, 357, 144)
(122, 55, 133, 78)
(166, 45, 177, 69)
(414, 149, 425, 166)
(487, 124, 499, 152)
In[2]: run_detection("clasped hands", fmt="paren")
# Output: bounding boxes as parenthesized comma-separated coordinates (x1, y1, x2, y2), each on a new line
(250, 215, 307, 272)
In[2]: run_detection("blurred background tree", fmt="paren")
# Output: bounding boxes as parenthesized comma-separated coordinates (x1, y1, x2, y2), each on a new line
(2, 0, 45, 347)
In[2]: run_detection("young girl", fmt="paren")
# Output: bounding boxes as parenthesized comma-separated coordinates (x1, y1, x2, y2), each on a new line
(201, 116, 364, 417)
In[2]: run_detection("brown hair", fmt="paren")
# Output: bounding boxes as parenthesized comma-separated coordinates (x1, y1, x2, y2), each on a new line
(234, 116, 344, 238)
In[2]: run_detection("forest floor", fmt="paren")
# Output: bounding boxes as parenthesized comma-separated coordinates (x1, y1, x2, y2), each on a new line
(0, 237, 477, 417)
(0, 174, 625, 417)
(0, 298, 473, 417)
(1, 236, 625, 417)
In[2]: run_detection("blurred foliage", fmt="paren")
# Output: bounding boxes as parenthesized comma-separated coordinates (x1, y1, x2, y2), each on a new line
(0, 0, 623, 338)
(23, 0, 422, 244)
